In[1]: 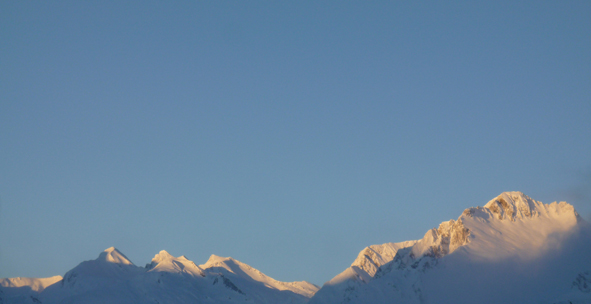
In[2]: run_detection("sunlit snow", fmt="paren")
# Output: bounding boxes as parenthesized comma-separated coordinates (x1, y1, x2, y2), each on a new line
(2, 192, 590, 304)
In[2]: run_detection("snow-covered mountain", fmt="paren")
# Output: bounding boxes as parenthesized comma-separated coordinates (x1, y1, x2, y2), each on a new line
(0, 248, 318, 304)
(309, 191, 591, 304)
(2, 192, 590, 304)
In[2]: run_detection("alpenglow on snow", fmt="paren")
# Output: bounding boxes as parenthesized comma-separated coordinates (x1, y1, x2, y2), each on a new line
(2, 192, 590, 304)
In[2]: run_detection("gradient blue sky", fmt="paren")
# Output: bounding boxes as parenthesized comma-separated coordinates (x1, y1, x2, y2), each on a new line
(1, 1, 590, 286)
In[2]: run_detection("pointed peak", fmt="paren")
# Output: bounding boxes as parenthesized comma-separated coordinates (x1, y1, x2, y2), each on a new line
(201, 254, 241, 270)
(98, 247, 133, 265)
(149, 250, 194, 265)
(104, 246, 117, 252)
(145, 250, 205, 277)
(206, 254, 232, 263)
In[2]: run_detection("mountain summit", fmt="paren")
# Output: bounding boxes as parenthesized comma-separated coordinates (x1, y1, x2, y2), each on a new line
(309, 191, 590, 304)
(98, 247, 134, 265)
(145, 250, 206, 278)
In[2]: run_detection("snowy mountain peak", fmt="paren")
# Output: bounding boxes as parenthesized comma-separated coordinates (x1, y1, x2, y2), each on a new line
(98, 247, 134, 265)
(404, 192, 582, 263)
(146, 250, 205, 277)
(59, 248, 142, 291)
(201, 255, 251, 275)
(458, 191, 581, 224)
(201, 254, 240, 271)
(151, 250, 174, 263)
(482, 191, 542, 220)
(204, 254, 232, 264)
(310, 192, 590, 304)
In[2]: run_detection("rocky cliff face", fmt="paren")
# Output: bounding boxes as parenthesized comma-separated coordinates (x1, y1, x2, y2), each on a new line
(350, 240, 418, 280)
(410, 218, 470, 259)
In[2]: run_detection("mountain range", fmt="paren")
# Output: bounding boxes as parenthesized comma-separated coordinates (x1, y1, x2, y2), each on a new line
(2, 192, 590, 303)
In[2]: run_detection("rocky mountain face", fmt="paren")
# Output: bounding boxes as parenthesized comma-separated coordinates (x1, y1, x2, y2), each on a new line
(2, 192, 590, 304)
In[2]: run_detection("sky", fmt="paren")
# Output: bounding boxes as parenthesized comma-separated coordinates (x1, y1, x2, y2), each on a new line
(1, 1, 590, 286)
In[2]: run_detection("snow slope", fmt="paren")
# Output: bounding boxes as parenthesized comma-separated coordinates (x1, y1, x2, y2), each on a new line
(309, 191, 591, 304)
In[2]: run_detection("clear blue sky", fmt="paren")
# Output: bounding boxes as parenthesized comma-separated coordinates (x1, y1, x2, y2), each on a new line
(1, 1, 590, 286)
